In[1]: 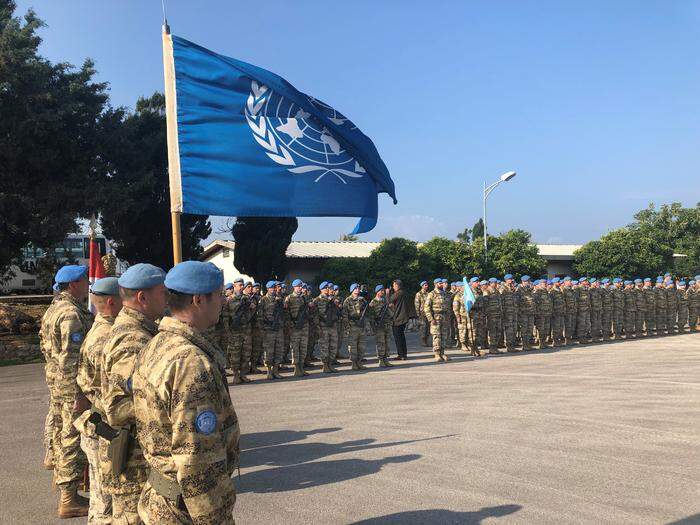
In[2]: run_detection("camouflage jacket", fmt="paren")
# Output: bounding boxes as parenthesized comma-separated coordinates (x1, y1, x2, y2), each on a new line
(284, 292, 310, 329)
(577, 287, 591, 311)
(688, 287, 700, 309)
(677, 289, 689, 307)
(634, 287, 646, 312)
(623, 288, 637, 311)
(590, 288, 602, 309)
(76, 313, 115, 411)
(484, 289, 502, 316)
(452, 293, 467, 324)
(516, 287, 536, 314)
(313, 294, 340, 327)
(41, 292, 93, 401)
(666, 287, 678, 310)
(654, 286, 667, 310)
(643, 287, 656, 311)
(343, 295, 368, 327)
(257, 293, 283, 331)
(38, 296, 60, 388)
(562, 287, 577, 313)
(414, 290, 428, 319)
(227, 292, 253, 331)
(601, 287, 613, 310)
(369, 296, 393, 329)
(611, 287, 625, 310)
(534, 289, 552, 315)
(100, 306, 158, 493)
(134, 316, 239, 525)
(498, 284, 517, 314)
(550, 287, 565, 314)
(424, 289, 450, 323)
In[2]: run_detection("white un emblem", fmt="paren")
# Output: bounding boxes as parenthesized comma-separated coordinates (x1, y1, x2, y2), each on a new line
(245, 80, 366, 183)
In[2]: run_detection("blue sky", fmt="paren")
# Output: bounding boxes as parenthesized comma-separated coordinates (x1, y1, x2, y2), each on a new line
(15, 0, 700, 244)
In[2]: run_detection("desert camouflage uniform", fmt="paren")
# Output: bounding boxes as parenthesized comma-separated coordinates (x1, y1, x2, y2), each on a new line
(589, 287, 603, 341)
(452, 292, 471, 352)
(563, 286, 577, 343)
(258, 292, 284, 366)
(611, 286, 625, 339)
(499, 283, 518, 351)
(414, 289, 430, 345)
(471, 289, 488, 350)
(41, 292, 93, 490)
(226, 292, 254, 377)
(534, 288, 552, 349)
(343, 295, 368, 363)
(369, 295, 393, 360)
(76, 313, 115, 524)
(654, 285, 667, 334)
(600, 287, 613, 339)
(39, 296, 60, 467)
(133, 316, 240, 525)
(424, 288, 451, 358)
(100, 307, 158, 524)
(550, 286, 565, 346)
(677, 288, 689, 331)
(666, 286, 678, 333)
(643, 286, 656, 335)
(284, 292, 310, 367)
(576, 286, 591, 343)
(307, 300, 319, 363)
(689, 285, 699, 330)
(484, 289, 502, 352)
(516, 286, 536, 350)
(634, 286, 646, 337)
(313, 294, 339, 364)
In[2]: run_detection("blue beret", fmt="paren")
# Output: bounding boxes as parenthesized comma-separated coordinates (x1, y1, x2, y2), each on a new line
(656, 277, 663, 283)
(439, 278, 446, 283)
(118, 263, 165, 290)
(292, 278, 303, 287)
(665, 282, 674, 287)
(52, 283, 60, 292)
(563, 276, 571, 282)
(433, 278, 441, 284)
(521, 275, 530, 282)
(224, 282, 234, 290)
(420, 280, 427, 286)
(479, 280, 488, 286)
(165, 261, 223, 295)
(572, 280, 579, 285)
(679, 281, 686, 286)
(579, 277, 588, 282)
(643, 278, 651, 282)
(695, 275, 700, 281)
(689, 280, 696, 285)
(488, 278, 497, 283)
(350, 283, 359, 292)
(244, 281, 253, 287)
(333, 285, 339, 290)
(90, 277, 120, 296)
(590, 278, 597, 283)
(504, 274, 513, 280)
(374, 284, 384, 293)
(233, 278, 244, 284)
(634, 278, 642, 284)
(552, 277, 560, 283)
(55, 265, 88, 284)
(469, 277, 479, 283)
(280, 283, 287, 288)
(265, 280, 277, 289)
(664, 272, 671, 277)
(253, 282, 260, 287)
(601, 278, 609, 284)
(546, 280, 553, 285)
(319, 281, 328, 290)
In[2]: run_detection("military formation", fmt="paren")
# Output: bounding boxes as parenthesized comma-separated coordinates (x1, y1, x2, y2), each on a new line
(39, 261, 699, 523)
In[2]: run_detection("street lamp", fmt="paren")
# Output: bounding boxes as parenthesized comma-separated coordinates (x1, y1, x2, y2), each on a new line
(483, 171, 517, 261)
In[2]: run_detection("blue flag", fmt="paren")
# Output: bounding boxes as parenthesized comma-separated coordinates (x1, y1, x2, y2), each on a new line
(463, 277, 476, 313)
(163, 33, 396, 234)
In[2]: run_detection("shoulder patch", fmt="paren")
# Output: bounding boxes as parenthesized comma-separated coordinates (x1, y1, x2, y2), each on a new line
(70, 332, 84, 343)
(195, 410, 217, 435)
(125, 376, 133, 394)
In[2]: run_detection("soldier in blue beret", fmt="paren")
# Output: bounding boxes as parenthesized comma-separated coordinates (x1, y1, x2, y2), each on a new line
(90, 276, 120, 296)
(521, 275, 530, 283)
(504, 274, 513, 280)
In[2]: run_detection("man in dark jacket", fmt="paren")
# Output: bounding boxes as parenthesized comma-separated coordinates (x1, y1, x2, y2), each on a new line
(390, 279, 411, 359)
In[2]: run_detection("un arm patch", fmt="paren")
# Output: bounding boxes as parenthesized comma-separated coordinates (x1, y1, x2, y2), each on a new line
(195, 410, 217, 435)
(70, 332, 84, 343)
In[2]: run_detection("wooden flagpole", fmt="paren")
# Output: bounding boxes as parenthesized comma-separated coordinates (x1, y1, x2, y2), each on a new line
(162, 20, 183, 265)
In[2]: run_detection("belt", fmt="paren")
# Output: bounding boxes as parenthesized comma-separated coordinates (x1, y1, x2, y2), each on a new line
(148, 469, 181, 501)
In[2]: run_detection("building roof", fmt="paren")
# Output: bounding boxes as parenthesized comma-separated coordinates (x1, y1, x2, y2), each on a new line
(203, 239, 586, 261)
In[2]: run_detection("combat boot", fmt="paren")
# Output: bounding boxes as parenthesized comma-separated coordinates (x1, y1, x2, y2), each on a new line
(322, 361, 333, 374)
(351, 360, 360, 371)
(231, 370, 243, 385)
(272, 364, 284, 379)
(378, 358, 388, 368)
(440, 353, 450, 362)
(265, 365, 275, 380)
(433, 353, 442, 362)
(57, 485, 89, 518)
(357, 360, 367, 370)
(384, 358, 394, 367)
(43, 448, 54, 470)
(239, 372, 251, 383)
(293, 363, 305, 377)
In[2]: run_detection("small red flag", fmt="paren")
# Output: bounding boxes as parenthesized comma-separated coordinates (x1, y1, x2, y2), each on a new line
(89, 237, 106, 283)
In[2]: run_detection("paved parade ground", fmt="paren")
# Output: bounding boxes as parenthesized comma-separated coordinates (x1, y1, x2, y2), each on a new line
(1, 332, 699, 525)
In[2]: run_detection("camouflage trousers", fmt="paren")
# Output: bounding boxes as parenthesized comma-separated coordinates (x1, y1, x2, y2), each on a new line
(656, 309, 667, 334)
(54, 399, 85, 487)
(667, 310, 677, 333)
(263, 328, 284, 366)
(601, 309, 612, 338)
(138, 482, 236, 525)
(457, 321, 470, 350)
(644, 312, 656, 334)
(551, 313, 564, 345)
(44, 397, 55, 461)
(519, 314, 535, 349)
(564, 312, 577, 342)
(503, 315, 517, 349)
(624, 310, 636, 336)
(374, 325, 392, 359)
(250, 328, 263, 368)
(307, 324, 318, 359)
(419, 316, 430, 342)
(113, 490, 142, 525)
(283, 324, 291, 361)
(429, 318, 450, 355)
(473, 313, 487, 349)
(337, 323, 346, 358)
(80, 433, 112, 525)
(317, 325, 338, 362)
(690, 306, 698, 329)
(290, 326, 309, 365)
(535, 314, 551, 348)
(577, 310, 591, 342)
(590, 310, 602, 340)
(612, 310, 624, 337)
(227, 329, 250, 374)
(678, 306, 689, 330)
(635, 310, 646, 336)
(346, 325, 366, 362)
(486, 315, 501, 350)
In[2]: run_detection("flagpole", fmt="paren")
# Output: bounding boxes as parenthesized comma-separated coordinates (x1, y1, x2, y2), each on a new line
(162, 19, 183, 265)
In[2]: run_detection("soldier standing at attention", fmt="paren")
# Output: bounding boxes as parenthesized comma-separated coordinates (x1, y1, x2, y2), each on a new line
(75, 277, 122, 523)
(343, 283, 369, 370)
(469, 278, 487, 352)
(688, 278, 699, 331)
(453, 281, 476, 356)
(42, 265, 93, 518)
(611, 278, 625, 340)
(101, 264, 167, 524)
(516, 276, 536, 350)
(333, 284, 345, 361)
(499, 275, 518, 352)
(561, 277, 577, 344)
(133, 261, 239, 525)
(284, 279, 311, 377)
(484, 278, 502, 354)
(258, 281, 284, 379)
(666, 281, 678, 334)
(549, 277, 565, 347)
(589, 279, 603, 342)
(424, 278, 451, 362)
(414, 281, 430, 347)
(654, 277, 667, 335)
(533, 280, 552, 349)
(226, 278, 251, 384)
(314, 282, 339, 373)
(677, 281, 689, 332)
(247, 282, 263, 373)
(600, 278, 613, 340)
(622, 280, 637, 339)
(369, 284, 394, 368)
(642, 278, 656, 336)
(632, 279, 645, 337)
(576, 278, 592, 344)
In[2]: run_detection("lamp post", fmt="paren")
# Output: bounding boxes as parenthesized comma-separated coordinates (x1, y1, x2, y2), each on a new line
(483, 171, 516, 261)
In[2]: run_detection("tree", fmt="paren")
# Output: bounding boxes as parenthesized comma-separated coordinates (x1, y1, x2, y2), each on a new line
(366, 238, 423, 290)
(0, 1, 109, 275)
(471, 218, 484, 239)
(318, 257, 368, 293)
(98, 94, 211, 269)
(339, 233, 358, 242)
(488, 230, 545, 278)
(230, 217, 298, 282)
(456, 227, 472, 243)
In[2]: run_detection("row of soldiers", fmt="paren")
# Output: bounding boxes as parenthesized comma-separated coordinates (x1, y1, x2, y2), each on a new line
(416, 274, 700, 359)
(211, 277, 397, 382)
(40, 262, 238, 523)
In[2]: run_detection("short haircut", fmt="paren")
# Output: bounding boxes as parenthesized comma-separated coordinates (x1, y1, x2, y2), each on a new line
(57, 282, 70, 292)
(119, 287, 139, 300)
(168, 290, 217, 313)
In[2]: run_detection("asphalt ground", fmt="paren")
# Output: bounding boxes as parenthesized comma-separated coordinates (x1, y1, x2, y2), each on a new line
(1, 331, 699, 525)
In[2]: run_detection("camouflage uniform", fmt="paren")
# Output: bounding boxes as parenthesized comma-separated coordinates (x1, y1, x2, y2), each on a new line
(516, 286, 536, 350)
(284, 292, 310, 370)
(414, 289, 430, 345)
(343, 295, 368, 364)
(484, 289, 502, 352)
(101, 307, 158, 524)
(534, 288, 552, 349)
(314, 293, 339, 365)
(589, 286, 603, 341)
(576, 286, 591, 343)
(76, 313, 115, 524)
(655, 285, 667, 335)
(666, 286, 678, 333)
(452, 292, 472, 352)
(471, 289, 488, 350)
(623, 286, 637, 338)
(677, 288, 689, 331)
(689, 285, 699, 331)
(226, 292, 253, 379)
(601, 286, 613, 339)
(133, 317, 240, 525)
(634, 286, 646, 337)
(643, 286, 656, 335)
(611, 285, 625, 339)
(498, 283, 517, 351)
(41, 292, 93, 489)
(369, 295, 393, 361)
(39, 296, 60, 468)
(562, 286, 577, 343)
(550, 286, 565, 346)
(258, 292, 284, 367)
(306, 299, 319, 364)
(424, 288, 451, 358)
(248, 294, 263, 370)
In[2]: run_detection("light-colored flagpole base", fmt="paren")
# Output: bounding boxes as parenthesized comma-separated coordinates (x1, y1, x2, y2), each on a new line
(171, 211, 183, 265)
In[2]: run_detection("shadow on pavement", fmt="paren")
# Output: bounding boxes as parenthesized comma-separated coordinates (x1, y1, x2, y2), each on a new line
(241, 427, 342, 451)
(351, 504, 522, 524)
(241, 434, 456, 468)
(667, 514, 700, 525)
(238, 454, 421, 494)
